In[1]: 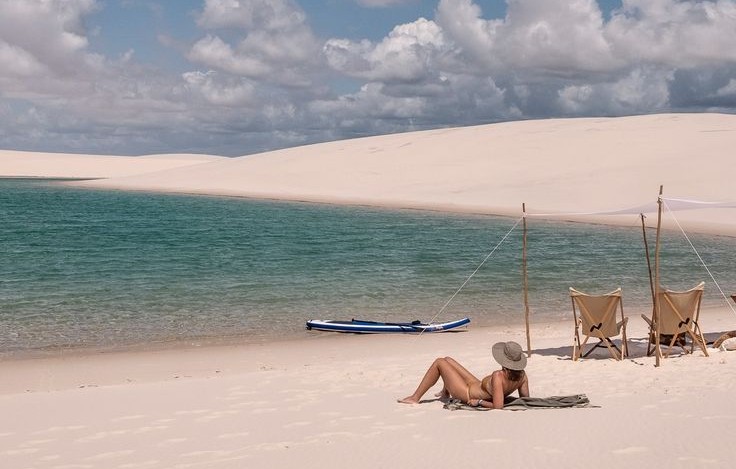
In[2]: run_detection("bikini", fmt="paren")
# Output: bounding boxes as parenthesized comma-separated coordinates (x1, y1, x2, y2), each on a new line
(464, 376, 493, 403)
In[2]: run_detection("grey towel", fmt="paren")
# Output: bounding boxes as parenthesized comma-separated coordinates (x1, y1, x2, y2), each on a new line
(503, 394, 592, 410)
(443, 394, 593, 411)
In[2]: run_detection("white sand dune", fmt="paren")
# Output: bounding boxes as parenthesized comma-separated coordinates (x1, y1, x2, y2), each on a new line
(4, 113, 734, 234)
(2, 113, 736, 468)
(0, 149, 225, 179)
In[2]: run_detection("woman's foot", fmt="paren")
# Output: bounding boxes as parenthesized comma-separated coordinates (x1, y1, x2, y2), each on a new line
(397, 396, 420, 404)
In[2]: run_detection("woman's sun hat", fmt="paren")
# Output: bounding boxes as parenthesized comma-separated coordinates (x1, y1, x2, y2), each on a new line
(492, 341, 527, 370)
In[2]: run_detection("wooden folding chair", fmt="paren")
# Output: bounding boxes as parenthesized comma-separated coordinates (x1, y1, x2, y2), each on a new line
(642, 282, 707, 358)
(570, 287, 628, 361)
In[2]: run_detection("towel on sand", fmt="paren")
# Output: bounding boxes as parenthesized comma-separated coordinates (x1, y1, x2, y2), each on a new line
(443, 394, 593, 411)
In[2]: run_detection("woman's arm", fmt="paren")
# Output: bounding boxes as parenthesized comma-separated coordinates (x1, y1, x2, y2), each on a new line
(474, 371, 528, 408)
(518, 374, 529, 398)
(472, 371, 505, 409)
(489, 371, 506, 409)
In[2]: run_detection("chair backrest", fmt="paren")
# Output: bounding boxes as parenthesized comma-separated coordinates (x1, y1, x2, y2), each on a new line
(656, 282, 705, 335)
(570, 287, 622, 337)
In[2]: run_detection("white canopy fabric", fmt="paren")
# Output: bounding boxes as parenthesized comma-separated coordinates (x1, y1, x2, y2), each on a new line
(525, 197, 736, 218)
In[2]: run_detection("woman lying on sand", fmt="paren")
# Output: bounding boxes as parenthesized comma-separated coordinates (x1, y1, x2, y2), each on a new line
(398, 341, 529, 409)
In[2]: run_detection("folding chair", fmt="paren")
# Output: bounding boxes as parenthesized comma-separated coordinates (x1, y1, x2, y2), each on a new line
(641, 282, 707, 358)
(570, 287, 628, 361)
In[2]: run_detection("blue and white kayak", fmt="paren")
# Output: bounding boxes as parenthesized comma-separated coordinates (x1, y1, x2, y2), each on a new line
(305, 317, 470, 333)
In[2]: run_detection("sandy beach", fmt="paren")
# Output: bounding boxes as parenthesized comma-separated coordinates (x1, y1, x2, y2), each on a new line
(2, 113, 736, 468)
(2, 311, 736, 468)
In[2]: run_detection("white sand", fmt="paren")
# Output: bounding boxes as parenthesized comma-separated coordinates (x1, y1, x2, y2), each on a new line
(1, 310, 735, 468)
(2, 113, 736, 468)
(0, 149, 225, 179)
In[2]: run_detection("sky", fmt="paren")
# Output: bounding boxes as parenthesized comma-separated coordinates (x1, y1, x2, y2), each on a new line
(1, 0, 736, 157)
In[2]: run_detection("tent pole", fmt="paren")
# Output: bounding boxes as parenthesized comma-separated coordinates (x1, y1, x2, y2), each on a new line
(653, 186, 664, 367)
(640, 214, 655, 307)
(522, 203, 531, 357)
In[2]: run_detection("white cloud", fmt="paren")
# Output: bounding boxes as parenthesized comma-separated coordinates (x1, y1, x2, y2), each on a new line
(558, 67, 673, 114)
(1, 0, 736, 157)
(0, 0, 102, 95)
(356, 0, 418, 7)
(434, 0, 502, 70)
(197, 0, 306, 31)
(189, 35, 271, 78)
(311, 82, 427, 120)
(325, 18, 447, 82)
(497, 0, 618, 74)
(189, 0, 322, 86)
(182, 71, 255, 107)
(321, 0, 736, 125)
(606, 0, 736, 68)
(0, 42, 45, 77)
(716, 79, 736, 97)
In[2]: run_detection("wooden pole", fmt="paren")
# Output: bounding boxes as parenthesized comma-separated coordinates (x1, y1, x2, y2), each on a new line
(522, 203, 531, 357)
(653, 186, 664, 367)
(640, 214, 655, 305)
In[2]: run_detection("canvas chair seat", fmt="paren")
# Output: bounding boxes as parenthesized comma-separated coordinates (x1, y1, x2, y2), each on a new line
(570, 287, 629, 361)
(642, 282, 707, 358)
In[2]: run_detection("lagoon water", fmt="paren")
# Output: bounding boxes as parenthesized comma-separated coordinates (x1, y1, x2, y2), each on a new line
(1, 178, 735, 356)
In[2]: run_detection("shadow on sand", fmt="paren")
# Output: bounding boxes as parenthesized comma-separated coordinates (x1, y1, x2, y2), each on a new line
(530, 330, 731, 361)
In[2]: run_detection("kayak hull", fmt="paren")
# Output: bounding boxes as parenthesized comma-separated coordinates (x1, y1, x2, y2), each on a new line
(305, 317, 470, 333)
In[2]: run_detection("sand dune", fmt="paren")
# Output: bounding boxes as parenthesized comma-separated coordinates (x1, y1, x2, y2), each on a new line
(3, 113, 734, 234)
(0, 149, 225, 179)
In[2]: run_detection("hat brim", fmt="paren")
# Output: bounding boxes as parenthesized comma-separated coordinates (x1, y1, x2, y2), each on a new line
(492, 342, 527, 370)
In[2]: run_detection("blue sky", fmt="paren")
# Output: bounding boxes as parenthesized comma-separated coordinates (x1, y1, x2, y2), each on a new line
(1, 0, 734, 156)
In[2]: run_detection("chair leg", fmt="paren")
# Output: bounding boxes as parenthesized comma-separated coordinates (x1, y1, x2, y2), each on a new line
(686, 326, 709, 357)
(606, 339, 623, 360)
(694, 321, 709, 357)
(645, 331, 655, 357)
(621, 324, 629, 358)
(577, 336, 594, 360)
(599, 335, 622, 360)
(572, 317, 584, 361)
(621, 339, 628, 359)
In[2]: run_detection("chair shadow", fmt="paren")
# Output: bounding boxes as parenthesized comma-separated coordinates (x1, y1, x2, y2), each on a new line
(530, 336, 649, 360)
(530, 331, 730, 361)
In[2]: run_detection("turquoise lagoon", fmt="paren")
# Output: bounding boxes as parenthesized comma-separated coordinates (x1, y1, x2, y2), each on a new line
(1, 178, 734, 356)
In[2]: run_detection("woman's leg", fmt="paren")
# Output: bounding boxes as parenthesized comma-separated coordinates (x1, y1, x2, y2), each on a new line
(398, 357, 473, 404)
(443, 356, 480, 383)
(435, 357, 479, 400)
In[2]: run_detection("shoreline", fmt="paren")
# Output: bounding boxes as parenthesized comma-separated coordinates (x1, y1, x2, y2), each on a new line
(2, 113, 736, 237)
(3, 305, 735, 395)
(46, 177, 736, 240)
(3, 295, 734, 364)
